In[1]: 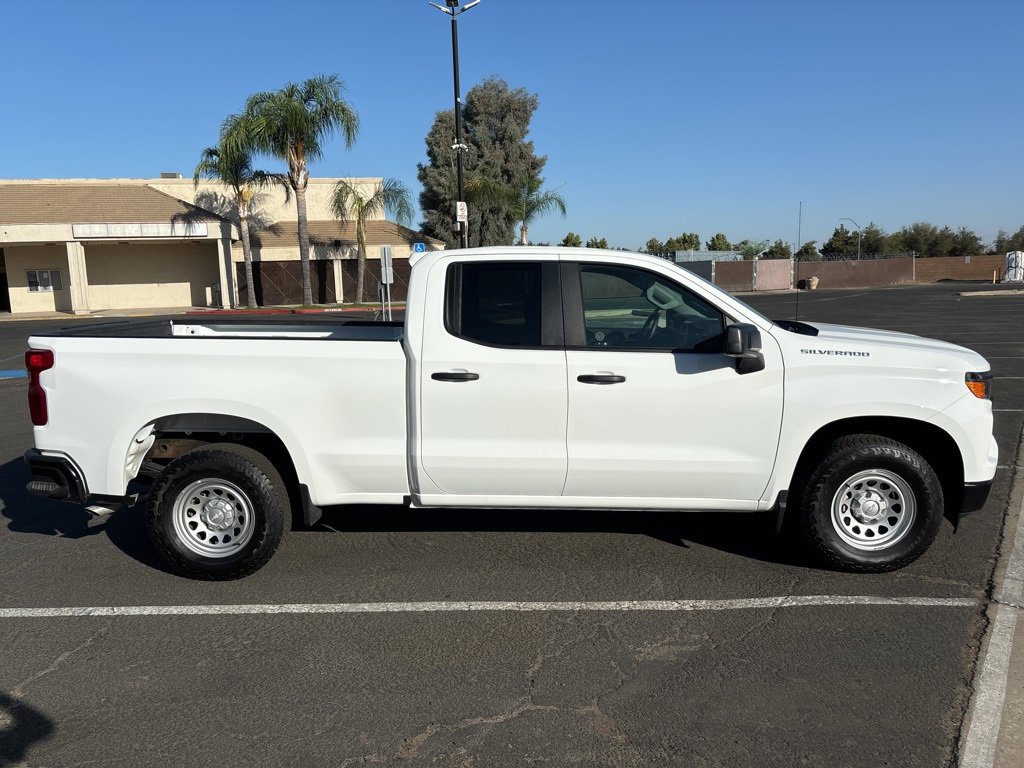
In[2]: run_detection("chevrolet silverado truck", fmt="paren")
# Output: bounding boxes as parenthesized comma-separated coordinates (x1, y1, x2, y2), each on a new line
(24, 247, 997, 579)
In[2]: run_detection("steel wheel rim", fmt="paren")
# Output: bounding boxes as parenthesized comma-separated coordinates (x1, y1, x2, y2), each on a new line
(171, 478, 255, 558)
(830, 469, 917, 552)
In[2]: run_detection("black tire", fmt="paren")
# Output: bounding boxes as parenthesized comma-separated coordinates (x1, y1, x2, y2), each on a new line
(146, 443, 288, 580)
(796, 434, 944, 573)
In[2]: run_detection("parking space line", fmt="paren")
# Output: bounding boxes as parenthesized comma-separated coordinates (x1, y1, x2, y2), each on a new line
(0, 595, 978, 619)
(0, 369, 27, 379)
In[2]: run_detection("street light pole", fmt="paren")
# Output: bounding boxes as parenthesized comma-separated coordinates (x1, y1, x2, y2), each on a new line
(430, 0, 481, 249)
(840, 217, 862, 260)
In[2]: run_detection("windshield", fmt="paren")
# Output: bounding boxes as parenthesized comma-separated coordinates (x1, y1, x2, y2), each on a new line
(663, 260, 774, 326)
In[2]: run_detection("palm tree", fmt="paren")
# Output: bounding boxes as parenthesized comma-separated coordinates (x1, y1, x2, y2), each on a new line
(194, 115, 287, 308)
(514, 177, 566, 246)
(331, 178, 413, 303)
(240, 75, 359, 305)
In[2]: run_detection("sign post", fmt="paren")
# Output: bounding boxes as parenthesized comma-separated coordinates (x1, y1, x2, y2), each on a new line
(379, 245, 394, 320)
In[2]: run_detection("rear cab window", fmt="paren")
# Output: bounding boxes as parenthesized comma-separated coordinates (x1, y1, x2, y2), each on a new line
(445, 261, 561, 347)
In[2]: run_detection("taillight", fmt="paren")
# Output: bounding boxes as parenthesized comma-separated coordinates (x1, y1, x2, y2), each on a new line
(25, 349, 54, 426)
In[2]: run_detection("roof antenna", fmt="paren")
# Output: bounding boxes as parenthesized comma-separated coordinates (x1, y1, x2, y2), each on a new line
(794, 201, 803, 321)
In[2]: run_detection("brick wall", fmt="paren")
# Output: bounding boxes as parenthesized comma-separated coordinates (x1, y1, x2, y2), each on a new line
(913, 254, 1005, 282)
(793, 258, 913, 290)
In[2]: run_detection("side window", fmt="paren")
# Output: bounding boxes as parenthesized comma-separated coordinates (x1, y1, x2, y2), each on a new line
(579, 265, 725, 352)
(446, 262, 542, 347)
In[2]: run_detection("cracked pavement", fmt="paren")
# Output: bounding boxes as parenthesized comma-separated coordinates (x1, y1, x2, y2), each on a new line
(1, 284, 1022, 767)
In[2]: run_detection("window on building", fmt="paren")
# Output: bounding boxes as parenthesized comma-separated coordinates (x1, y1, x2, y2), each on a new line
(27, 269, 62, 293)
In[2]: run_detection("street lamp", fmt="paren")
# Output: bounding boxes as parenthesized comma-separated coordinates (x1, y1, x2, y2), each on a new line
(429, 0, 481, 249)
(840, 217, 862, 260)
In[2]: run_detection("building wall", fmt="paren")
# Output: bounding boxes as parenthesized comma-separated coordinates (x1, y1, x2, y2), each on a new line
(84, 242, 220, 309)
(246, 242, 418, 264)
(341, 259, 413, 303)
(150, 178, 387, 225)
(5, 245, 72, 313)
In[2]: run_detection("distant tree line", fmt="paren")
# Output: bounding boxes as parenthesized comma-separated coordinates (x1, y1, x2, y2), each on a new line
(626, 223, 1024, 261)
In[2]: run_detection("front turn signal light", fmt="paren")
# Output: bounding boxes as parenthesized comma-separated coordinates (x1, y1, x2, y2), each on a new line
(965, 372, 992, 400)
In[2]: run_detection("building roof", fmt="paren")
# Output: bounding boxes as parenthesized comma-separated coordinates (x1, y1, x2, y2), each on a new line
(251, 220, 444, 249)
(0, 184, 225, 225)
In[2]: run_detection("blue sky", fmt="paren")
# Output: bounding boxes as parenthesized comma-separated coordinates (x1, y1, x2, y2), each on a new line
(1, 0, 1021, 250)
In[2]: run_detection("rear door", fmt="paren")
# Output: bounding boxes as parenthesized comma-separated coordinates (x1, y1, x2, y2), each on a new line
(561, 260, 784, 508)
(412, 257, 568, 500)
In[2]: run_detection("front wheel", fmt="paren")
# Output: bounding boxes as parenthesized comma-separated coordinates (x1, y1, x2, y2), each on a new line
(797, 435, 944, 572)
(146, 443, 288, 580)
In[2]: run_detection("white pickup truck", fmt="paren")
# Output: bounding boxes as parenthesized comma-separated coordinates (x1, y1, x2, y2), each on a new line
(25, 247, 997, 579)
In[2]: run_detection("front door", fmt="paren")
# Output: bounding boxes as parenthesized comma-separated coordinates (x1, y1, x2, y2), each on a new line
(412, 258, 568, 500)
(562, 262, 783, 508)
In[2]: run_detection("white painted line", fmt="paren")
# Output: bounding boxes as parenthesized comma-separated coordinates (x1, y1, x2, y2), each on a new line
(994, 409, 1023, 412)
(0, 595, 978, 620)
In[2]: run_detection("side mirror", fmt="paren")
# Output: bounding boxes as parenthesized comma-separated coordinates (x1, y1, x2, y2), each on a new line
(725, 323, 765, 374)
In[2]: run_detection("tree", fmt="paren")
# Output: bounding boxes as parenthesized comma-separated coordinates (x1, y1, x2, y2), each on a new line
(240, 74, 359, 305)
(735, 239, 768, 260)
(762, 239, 792, 260)
(821, 225, 857, 257)
(950, 226, 983, 258)
(331, 178, 413, 304)
(418, 78, 546, 248)
(586, 236, 609, 249)
(645, 238, 665, 254)
(860, 223, 888, 256)
(664, 232, 701, 252)
(992, 225, 1024, 253)
(794, 240, 820, 261)
(514, 176, 566, 245)
(895, 222, 956, 257)
(193, 114, 287, 308)
(706, 233, 732, 251)
(561, 232, 582, 247)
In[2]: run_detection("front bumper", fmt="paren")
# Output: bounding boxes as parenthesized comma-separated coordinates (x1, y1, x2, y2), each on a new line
(24, 449, 88, 503)
(960, 480, 993, 515)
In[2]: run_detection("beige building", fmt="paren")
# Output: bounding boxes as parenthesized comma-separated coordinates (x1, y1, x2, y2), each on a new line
(0, 177, 443, 314)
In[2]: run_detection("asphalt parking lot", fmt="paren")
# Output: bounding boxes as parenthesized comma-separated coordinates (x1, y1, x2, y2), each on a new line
(0, 283, 1022, 768)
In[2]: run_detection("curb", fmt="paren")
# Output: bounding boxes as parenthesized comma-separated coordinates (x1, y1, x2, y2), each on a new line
(959, 290, 1024, 298)
(960, 425, 1024, 767)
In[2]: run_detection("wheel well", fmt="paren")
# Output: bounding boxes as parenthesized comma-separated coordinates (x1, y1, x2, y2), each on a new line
(142, 416, 303, 527)
(790, 417, 965, 517)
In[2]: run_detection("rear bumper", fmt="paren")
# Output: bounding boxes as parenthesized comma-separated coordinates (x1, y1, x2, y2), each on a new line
(24, 449, 88, 503)
(960, 481, 993, 515)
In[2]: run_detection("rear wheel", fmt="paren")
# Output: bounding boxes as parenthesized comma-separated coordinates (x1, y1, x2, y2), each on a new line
(797, 435, 944, 572)
(146, 443, 287, 580)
